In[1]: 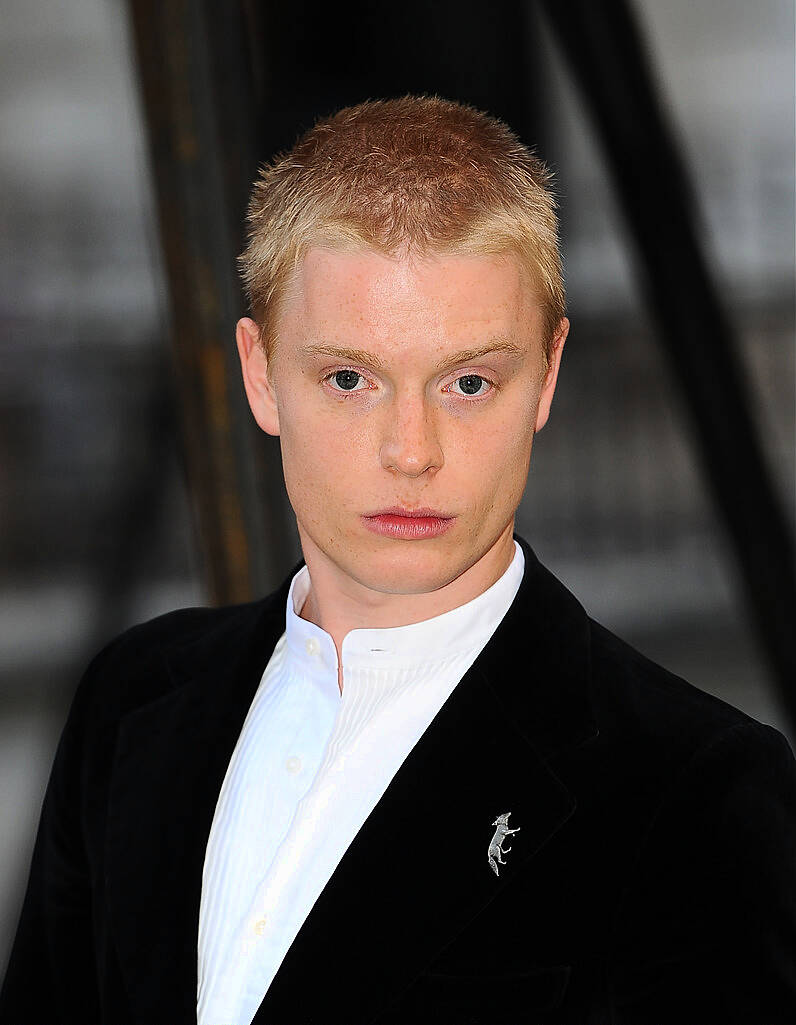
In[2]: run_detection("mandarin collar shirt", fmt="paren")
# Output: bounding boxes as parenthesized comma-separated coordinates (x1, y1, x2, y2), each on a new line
(198, 540, 525, 1025)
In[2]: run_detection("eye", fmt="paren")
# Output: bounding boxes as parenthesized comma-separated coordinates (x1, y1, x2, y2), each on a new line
(324, 369, 369, 393)
(447, 374, 493, 398)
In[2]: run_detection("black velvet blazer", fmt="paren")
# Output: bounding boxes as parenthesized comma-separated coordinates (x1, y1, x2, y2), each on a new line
(2, 533, 795, 1024)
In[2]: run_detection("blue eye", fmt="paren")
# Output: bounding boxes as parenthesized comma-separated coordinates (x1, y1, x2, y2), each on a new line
(325, 369, 367, 392)
(450, 374, 492, 397)
(333, 370, 361, 390)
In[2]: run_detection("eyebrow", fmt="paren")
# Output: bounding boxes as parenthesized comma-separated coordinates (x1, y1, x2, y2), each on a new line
(302, 339, 525, 374)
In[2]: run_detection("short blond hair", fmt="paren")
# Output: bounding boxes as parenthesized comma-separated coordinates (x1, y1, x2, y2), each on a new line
(239, 94, 565, 371)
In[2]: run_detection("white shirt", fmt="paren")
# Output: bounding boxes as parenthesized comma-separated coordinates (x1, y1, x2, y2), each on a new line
(197, 540, 525, 1025)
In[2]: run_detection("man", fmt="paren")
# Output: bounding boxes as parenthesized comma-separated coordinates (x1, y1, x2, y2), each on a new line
(2, 95, 795, 1025)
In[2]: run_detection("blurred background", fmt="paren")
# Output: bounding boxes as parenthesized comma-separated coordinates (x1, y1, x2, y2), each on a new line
(1, 0, 793, 977)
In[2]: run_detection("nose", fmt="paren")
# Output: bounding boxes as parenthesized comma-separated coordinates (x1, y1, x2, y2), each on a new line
(379, 394, 444, 478)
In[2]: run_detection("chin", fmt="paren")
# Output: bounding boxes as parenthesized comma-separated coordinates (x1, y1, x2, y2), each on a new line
(353, 542, 467, 595)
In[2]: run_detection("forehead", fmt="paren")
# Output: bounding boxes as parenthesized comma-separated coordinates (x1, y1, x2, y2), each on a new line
(282, 246, 539, 340)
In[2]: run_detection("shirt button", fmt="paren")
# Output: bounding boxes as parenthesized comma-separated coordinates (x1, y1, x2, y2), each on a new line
(286, 755, 302, 774)
(254, 917, 267, 935)
(305, 637, 320, 656)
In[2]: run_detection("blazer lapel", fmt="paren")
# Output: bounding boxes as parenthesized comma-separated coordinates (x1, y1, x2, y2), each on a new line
(254, 535, 599, 1024)
(104, 574, 296, 1024)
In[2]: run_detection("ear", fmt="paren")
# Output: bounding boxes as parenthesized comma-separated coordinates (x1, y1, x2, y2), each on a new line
(236, 317, 280, 436)
(534, 317, 569, 434)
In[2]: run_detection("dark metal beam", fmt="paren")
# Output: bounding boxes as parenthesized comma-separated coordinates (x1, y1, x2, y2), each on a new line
(127, 0, 297, 604)
(539, 0, 796, 725)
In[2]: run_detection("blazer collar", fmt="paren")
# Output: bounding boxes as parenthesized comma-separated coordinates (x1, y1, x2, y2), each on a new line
(479, 533, 597, 760)
(105, 533, 598, 1024)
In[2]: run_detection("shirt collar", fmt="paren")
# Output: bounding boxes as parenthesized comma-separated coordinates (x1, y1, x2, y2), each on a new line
(284, 540, 525, 680)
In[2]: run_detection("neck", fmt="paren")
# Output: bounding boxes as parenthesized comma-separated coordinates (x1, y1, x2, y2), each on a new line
(296, 522, 516, 694)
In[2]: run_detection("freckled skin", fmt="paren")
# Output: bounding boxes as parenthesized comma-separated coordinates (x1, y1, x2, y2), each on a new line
(236, 247, 568, 685)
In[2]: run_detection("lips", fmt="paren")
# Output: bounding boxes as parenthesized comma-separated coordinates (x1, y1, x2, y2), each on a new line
(361, 509, 455, 540)
(364, 506, 452, 519)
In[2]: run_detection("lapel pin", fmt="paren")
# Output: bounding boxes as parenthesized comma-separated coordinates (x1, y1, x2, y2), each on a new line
(488, 811, 520, 876)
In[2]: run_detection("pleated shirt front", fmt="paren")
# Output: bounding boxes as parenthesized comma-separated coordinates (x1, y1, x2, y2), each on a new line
(197, 540, 525, 1025)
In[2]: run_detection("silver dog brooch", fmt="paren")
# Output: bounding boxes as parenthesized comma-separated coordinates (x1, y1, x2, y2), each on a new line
(488, 811, 520, 876)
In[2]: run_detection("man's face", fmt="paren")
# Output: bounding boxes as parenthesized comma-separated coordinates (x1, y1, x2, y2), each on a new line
(237, 247, 566, 600)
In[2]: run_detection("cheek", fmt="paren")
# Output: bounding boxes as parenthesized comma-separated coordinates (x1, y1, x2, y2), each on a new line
(450, 404, 534, 466)
(448, 408, 535, 508)
(278, 402, 373, 511)
(284, 413, 371, 467)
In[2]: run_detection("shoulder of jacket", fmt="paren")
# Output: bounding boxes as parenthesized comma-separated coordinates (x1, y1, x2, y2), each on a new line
(100, 598, 269, 662)
(71, 595, 279, 723)
(584, 616, 775, 768)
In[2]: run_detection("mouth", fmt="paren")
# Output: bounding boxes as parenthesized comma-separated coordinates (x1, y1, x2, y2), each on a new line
(364, 506, 453, 519)
(362, 507, 455, 540)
